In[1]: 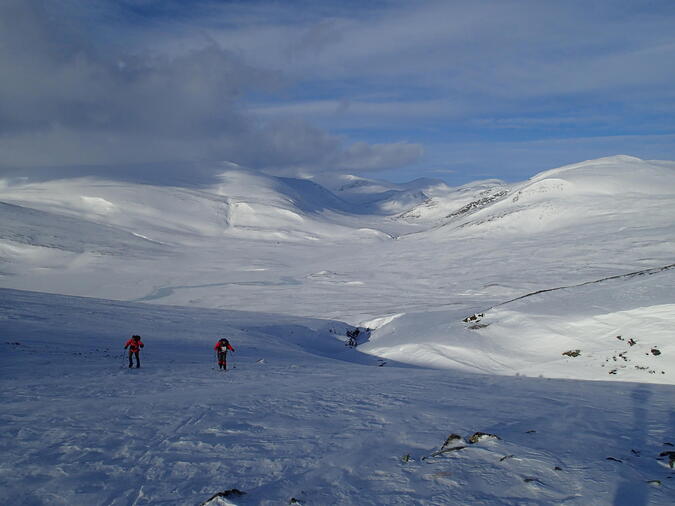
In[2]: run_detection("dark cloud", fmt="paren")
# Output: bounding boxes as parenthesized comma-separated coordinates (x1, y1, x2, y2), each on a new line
(0, 0, 423, 183)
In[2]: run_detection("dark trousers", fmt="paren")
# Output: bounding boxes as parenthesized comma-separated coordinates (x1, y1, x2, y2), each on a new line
(128, 350, 140, 368)
(217, 351, 228, 369)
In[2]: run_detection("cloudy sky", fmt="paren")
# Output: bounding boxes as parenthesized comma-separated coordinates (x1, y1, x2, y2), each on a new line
(1, 0, 674, 185)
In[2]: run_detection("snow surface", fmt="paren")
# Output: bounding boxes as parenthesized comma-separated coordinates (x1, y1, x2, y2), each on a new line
(2, 288, 674, 505)
(362, 264, 675, 383)
(1, 155, 675, 504)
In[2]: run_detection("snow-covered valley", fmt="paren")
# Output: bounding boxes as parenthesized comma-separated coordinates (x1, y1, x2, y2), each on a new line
(1, 155, 674, 504)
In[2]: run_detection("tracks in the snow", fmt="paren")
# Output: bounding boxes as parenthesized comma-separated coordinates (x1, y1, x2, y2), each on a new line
(479, 263, 675, 315)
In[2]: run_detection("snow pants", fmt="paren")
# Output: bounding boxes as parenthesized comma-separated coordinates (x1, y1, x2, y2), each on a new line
(217, 351, 229, 370)
(128, 350, 140, 368)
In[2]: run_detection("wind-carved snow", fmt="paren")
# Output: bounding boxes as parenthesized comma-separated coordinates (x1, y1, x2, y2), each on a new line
(1, 156, 675, 503)
(360, 312, 405, 330)
(511, 178, 570, 203)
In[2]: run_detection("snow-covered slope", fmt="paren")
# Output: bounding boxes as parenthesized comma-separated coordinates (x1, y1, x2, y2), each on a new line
(0, 169, 388, 247)
(1, 288, 673, 505)
(396, 178, 508, 224)
(452, 155, 674, 235)
(397, 155, 675, 235)
(0, 169, 393, 300)
(315, 172, 449, 214)
(2, 155, 675, 504)
(360, 264, 675, 384)
(1, 154, 674, 358)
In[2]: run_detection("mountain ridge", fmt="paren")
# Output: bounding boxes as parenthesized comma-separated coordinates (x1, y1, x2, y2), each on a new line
(1, 155, 673, 325)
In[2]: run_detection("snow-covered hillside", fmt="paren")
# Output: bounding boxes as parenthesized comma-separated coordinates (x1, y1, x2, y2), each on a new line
(1, 155, 673, 322)
(1, 155, 674, 359)
(361, 263, 675, 383)
(1, 288, 673, 505)
(2, 155, 675, 504)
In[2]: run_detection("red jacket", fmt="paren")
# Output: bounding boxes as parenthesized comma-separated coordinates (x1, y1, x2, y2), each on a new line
(214, 340, 235, 353)
(125, 338, 144, 353)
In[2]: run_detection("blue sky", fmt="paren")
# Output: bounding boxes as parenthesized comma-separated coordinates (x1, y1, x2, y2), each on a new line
(1, 0, 674, 185)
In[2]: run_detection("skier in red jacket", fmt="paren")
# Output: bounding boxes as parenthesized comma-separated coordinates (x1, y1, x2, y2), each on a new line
(214, 338, 235, 370)
(124, 335, 144, 368)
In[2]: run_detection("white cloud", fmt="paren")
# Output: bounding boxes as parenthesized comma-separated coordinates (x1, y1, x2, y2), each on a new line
(333, 142, 424, 172)
(2, 0, 673, 184)
(197, 0, 675, 126)
(0, 0, 423, 181)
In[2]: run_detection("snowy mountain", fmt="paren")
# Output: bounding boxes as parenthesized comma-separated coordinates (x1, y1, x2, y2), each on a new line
(1, 154, 674, 334)
(1, 155, 674, 503)
(397, 155, 675, 234)
(315, 172, 448, 212)
(0, 152, 675, 334)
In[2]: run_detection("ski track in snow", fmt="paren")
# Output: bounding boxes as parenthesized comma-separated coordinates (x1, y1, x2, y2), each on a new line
(1, 289, 674, 505)
(487, 263, 675, 313)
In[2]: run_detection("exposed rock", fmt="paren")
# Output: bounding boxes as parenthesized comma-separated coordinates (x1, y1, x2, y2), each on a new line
(441, 434, 463, 449)
(468, 432, 500, 444)
(446, 191, 507, 219)
(659, 451, 675, 468)
(463, 313, 484, 323)
(201, 489, 246, 505)
(424, 433, 468, 459)
(562, 350, 581, 358)
(346, 327, 371, 347)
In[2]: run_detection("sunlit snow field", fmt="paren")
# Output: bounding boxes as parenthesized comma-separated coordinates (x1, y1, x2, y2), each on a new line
(1, 156, 674, 504)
